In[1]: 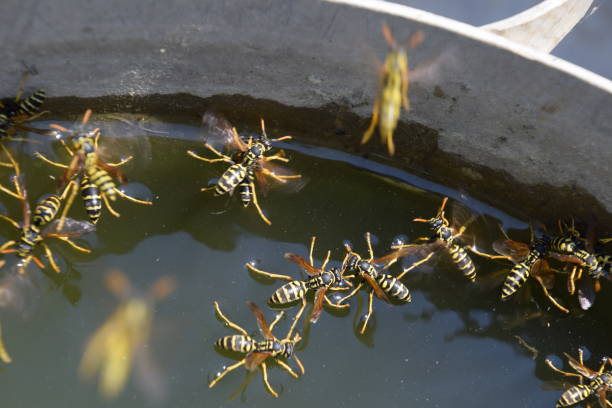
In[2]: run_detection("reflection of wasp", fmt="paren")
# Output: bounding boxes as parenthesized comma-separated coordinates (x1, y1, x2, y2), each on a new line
(79, 270, 175, 400)
(393, 197, 478, 282)
(362, 23, 423, 156)
(0, 73, 48, 140)
(473, 225, 569, 313)
(187, 112, 302, 225)
(546, 349, 612, 408)
(210, 300, 305, 398)
(337, 232, 412, 334)
(35, 109, 152, 225)
(247, 236, 351, 323)
(0, 174, 94, 273)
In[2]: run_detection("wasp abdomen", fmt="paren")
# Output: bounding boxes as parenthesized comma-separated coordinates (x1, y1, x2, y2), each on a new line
(215, 335, 256, 354)
(32, 195, 61, 227)
(86, 165, 116, 201)
(216, 164, 247, 195)
(376, 274, 411, 303)
(448, 244, 476, 282)
(80, 177, 102, 224)
(557, 384, 591, 407)
(270, 281, 307, 305)
(501, 262, 531, 300)
(18, 90, 46, 116)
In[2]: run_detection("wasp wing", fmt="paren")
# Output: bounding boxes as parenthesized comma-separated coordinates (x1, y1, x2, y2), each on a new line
(202, 111, 247, 153)
(309, 287, 328, 323)
(362, 274, 390, 303)
(492, 240, 530, 264)
(244, 351, 271, 371)
(564, 353, 598, 379)
(284, 253, 319, 276)
(41, 218, 96, 237)
(246, 301, 274, 339)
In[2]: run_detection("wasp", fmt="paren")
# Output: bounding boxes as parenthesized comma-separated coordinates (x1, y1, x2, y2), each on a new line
(392, 197, 479, 282)
(210, 300, 305, 398)
(187, 112, 302, 225)
(336, 232, 412, 334)
(361, 23, 423, 156)
(247, 236, 351, 323)
(549, 218, 603, 279)
(79, 270, 175, 400)
(35, 109, 152, 225)
(0, 170, 94, 273)
(546, 349, 612, 408)
(0, 73, 49, 140)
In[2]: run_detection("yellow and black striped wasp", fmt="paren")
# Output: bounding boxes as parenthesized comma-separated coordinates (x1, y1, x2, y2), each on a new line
(362, 23, 423, 156)
(187, 112, 302, 225)
(546, 349, 612, 408)
(391, 197, 479, 282)
(0, 73, 49, 140)
(246, 236, 351, 323)
(471, 225, 569, 313)
(35, 109, 152, 225)
(210, 300, 305, 398)
(549, 218, 603, 280)
(80, 270, 175, 401)
(336, 232, 412, 334)
(0, 173, 94, 274)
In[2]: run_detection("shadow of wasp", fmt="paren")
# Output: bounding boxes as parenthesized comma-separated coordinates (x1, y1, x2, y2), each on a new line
(210, 300, 305, 398)
(188, 111, 303, 225)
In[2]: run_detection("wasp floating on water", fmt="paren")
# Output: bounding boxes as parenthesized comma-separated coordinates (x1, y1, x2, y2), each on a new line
(247, 236, 351, 323)
(362, 23, 423, 156)
(210, 300, 305, 398)
(188, 112, 303, 225)
(337, 232, 412, 334)
(546, 349, 612, 408)
(0, 73, 49, 140)
(35, 109, 152, 225)
(0, 170, 94, 273)
(392, 197, 479, 282)
(79, 270, 175, 401)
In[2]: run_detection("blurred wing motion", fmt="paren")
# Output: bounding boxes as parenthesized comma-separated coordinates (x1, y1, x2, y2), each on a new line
(41, 218, 96, 237)
(492, 240, 530, 263)
(133, 344, 167, 405)
(202, 111, 246, 153)
(92, 114, 154, 168)
(255, 157, 307, 197)
(79, 299, 152, 399)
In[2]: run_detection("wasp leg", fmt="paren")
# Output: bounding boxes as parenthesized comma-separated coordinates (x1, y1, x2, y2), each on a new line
(40, 242, 60, 273)
(106, 156, 133, 167)
(102, 193, 121, 218)
(337, 282, 362, 305)
(533, 275, 569, 313)
(384, 128, 395, 156)
(34, 152, 69, 169)
(259, 167, 301, 183)
(245, 263, 292, 281)
(0, 215, 21, 231)
(264, 155, 289, 163)
(260, 362, 279, 398)
(0, 144, 19, 172)
(212, 301, 248, 336)
(467, 245, 510, 261)
(186, 149, 230, 164)
(323, 294, 350, 309)
(401, 64, 410, 111)
(567, 265, 579, 295)
(57, 180, 79, 230)
(308, 236, 316, 267)
(320, 250, 331, 271)
(397, 251, 434, 280)
(270, 136, 293, 143)
(359, 290, 375, 335)
(268, 311, 285, 331)
(249, 181, 272, 226)
(276, 359, 300, 378)
(545, 359, 583, 380)
(51, 236, 91, 253)
(287, 299, 306, 339)
(293, 354, 305, 375)
(365, 232, 374, 261)
(0, 322, 12, 363)
(208, 359, 246, 389)
(361, 98, 380, 145)
(597, 357, 612, 375)
(57, 138, 74, 156)
(113, 188, 153, 205)
(599, 238, 612, 244)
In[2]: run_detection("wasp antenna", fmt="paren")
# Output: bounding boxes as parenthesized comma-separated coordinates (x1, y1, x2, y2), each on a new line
(82, 109, 93, 125)
(381, 22, 396, 48)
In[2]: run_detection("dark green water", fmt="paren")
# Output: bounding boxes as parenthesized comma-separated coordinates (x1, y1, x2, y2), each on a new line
(0, 116, 609, 407)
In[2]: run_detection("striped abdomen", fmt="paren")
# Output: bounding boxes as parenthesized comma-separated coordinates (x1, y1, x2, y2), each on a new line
(556, 384, 592, 407)
(270, 281, 307, 305)
(17, 226, 42, 258)
(85, 158, 117, 201)
(17, 90, 46, 116)
(448, 244, 476, 282)
(215, 335, 256, 353)
(32, 195, 61, 227)
(216, 164, 247, 195)
(501, 259, 534, 300)
(550, 235, 578, 254)
(375, 274, 411, 303)
(237, 169, 253, 207)
(0, 113, 11, 138)
(573, 249, 601, 277)
(80, 177, 102, 224)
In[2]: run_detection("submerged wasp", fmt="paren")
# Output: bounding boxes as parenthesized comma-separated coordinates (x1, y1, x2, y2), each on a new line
(392, 197, 479, 282)
(362, 23, 423, 156)
(247, 236, 351, 323)
(35, 109, 152, 225)
(337, 232, 412, 334)
(0, 73, 49, 140)
(0, 165, 94, 273)
(546, 349, 612, 408)
(79, 270, 175, 401)
(187, 112, 302, 225)
(210, 300, 305, 398)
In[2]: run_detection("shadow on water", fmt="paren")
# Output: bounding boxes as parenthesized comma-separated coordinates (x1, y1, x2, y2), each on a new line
(0, 98, 610, 407)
